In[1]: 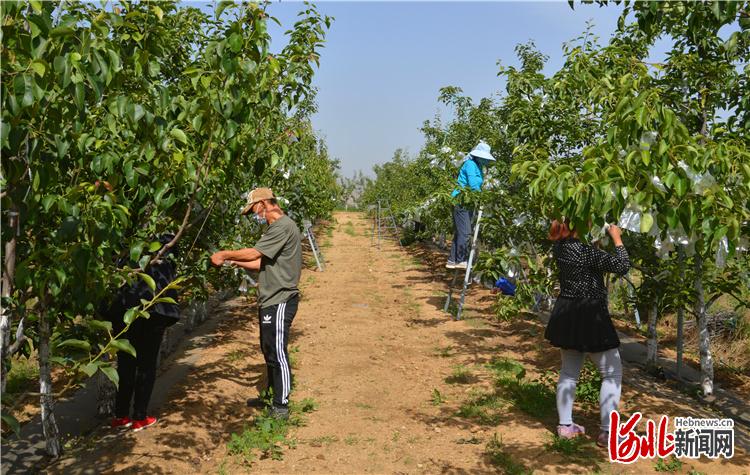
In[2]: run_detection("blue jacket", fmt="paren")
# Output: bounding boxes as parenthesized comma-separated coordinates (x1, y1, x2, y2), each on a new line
(452, 158, 483, 198)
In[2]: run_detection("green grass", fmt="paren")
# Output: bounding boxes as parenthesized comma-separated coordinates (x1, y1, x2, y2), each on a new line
(226, 349, 246, 363)
(344, 434, 360, 446)
(544, 434, 595, 458)
(456, 390, 506, 425)
(456, 436, 483, 445)
(433, 345, 454, 358)
(226, 398, 317, 465)
(653, 456, 682, 472)
(431, 388, 446, 406)
(487, 358, 556, 420)
(445, 364, 475, 384)
(537, 362, 601, 408)
(492, 297, 524, 322)
(485, 433, 533, 475)
(308, 435, 338, 447)
(464, 317, 489, 329)
(6, 355, 39, 395)
(288, 345, 300, 369)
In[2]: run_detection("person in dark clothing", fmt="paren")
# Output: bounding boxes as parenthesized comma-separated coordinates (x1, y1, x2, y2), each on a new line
(544, 220, 630, 447)
(106, 234, 180, 432)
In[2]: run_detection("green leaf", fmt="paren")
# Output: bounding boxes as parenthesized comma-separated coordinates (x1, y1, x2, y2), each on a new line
(123, 308, 138, 325)
(148, 241, 162, 252)
(15, 74, 34, 108)
(29, 0, 42, 13)
(1, 412, 21, 437)
(215, 0, 234, 19)
(100, 364, 119, 389)
(675, 176, 687, 197)
(138, 272, 156, 292)
(75, 82, 85, 111)
(88, 319, 112, 332)
(30, 60, 46, 77)
(81, 362, 99, 377)
(152, 5, 164, 20)
(228, 33, 243, 53)
(170, 128, 188, 144)
(50, 25, 74, 37)
(57, 339, 91, 352)
(641, 149, 650, 166)
(42, 195, 56, 211)
(640, 213, 654, 233)
(110, 338, 137, 357)
(130, 242, 144, 263)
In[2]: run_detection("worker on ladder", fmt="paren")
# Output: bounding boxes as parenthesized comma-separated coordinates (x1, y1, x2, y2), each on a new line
(446, 141, 496, 270)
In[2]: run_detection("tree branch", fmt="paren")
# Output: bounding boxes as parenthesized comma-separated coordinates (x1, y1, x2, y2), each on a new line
(7, 315, 27, 356)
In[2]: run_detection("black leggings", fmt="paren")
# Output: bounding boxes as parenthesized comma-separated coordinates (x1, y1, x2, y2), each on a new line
(115, 318, 167, 420)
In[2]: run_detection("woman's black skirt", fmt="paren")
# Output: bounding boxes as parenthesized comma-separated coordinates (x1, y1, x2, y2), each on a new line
(545, 296, 620, 353)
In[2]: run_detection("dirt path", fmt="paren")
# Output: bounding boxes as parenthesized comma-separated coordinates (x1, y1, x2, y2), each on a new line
(48, 212, 749, 474)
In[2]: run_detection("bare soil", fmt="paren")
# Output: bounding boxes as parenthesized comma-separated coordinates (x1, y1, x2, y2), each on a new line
(47, 212, 750, 474)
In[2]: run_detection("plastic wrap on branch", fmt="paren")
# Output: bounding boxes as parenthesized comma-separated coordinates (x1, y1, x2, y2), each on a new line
(651, 176, 666, 192)
(453, 153, 470, 168)
(512, 214, 529, 227)
(667, 224, 690, 247)
(590, 223, 609, 243)
(640, 131, 657, 150)
(618, 206, 642, 233)
(737, 237, 749, 254)
(485, 177, 501, 190)
(678, 161, 716, 195)
(653, 236, 675, 259)
(715, 236, 729, 269)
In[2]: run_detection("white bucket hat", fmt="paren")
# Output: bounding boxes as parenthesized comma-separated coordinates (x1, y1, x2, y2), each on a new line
(469, 141, 496, 161)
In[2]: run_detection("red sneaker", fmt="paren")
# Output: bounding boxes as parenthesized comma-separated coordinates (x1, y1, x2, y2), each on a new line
(111, 417, 132, 428)
(131, 416, 157, 432)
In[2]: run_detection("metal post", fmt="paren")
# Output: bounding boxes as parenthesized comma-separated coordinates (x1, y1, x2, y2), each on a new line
(455, 207, 483, 320)
(307, 228, 323, 271)
(377, 200, 382, 249)
(386, 200, 403, 249)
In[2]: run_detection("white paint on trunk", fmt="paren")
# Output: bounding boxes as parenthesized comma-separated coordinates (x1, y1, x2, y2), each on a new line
(38, 310, 61, 457)
(694, 254, 714, 396)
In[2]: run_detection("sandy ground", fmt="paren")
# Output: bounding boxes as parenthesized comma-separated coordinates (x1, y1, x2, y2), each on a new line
(47, 212, 749, 474)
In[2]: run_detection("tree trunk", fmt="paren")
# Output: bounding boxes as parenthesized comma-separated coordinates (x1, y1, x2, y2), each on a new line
(675, 246, 686, 380)
(646, 302, 659, 367)
(38, 308, 61, 457)
(694, 253, 714, 396)
(1, 205, 19, 395)
(97, 355, 116, 416)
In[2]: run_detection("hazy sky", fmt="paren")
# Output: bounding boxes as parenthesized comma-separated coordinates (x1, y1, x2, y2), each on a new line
(197, 1, 634, 177)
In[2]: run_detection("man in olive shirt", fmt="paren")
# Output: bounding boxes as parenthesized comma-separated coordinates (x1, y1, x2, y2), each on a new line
(210, 187, 302, 419)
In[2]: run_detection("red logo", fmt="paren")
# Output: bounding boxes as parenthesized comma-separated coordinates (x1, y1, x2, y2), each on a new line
(609, 411, 675, 463)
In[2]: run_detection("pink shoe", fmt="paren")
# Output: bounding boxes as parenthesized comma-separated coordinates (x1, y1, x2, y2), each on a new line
(557, 423, 585, 439)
